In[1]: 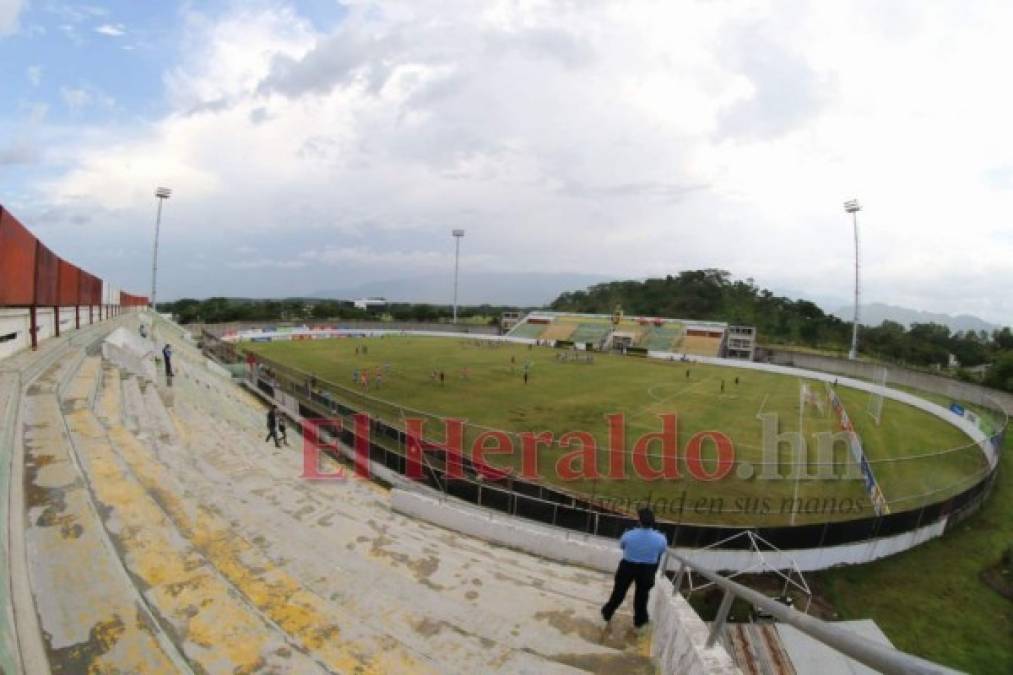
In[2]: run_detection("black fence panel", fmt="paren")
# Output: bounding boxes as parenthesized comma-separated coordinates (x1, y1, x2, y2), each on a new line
(872, 508, 923, 539)
(755, 523, 827, 550)
(596, 513, 638, 539)
(447, 480, 479, 503)
(369, 442, 387, 466)
(384, 449, 405, 474)
(514, 494, 557, 525)
(257, 379, 274, 398)
(510, 480, 542, 498)
(818, 516, 878, 547)
(555, 504, 591, 531)
(479, 486, 513, 514)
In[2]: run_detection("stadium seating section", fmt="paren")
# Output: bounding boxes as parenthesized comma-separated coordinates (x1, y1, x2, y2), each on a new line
(641, 324, 684, 351)
(679, 334, 723, 356)
(508, 313, 725, 357)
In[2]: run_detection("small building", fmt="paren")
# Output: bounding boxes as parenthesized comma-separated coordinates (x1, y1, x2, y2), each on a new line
(353, 297, 388, 311)
(500, 311, 523, 332)
(725, 325, 757, 360)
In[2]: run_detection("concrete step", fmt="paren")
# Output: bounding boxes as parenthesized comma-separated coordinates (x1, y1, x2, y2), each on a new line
(97, 369, 446, 673)
(71, 363, 328, 674)
(122, 368, 655, 673)
(18, 357, 183, 674)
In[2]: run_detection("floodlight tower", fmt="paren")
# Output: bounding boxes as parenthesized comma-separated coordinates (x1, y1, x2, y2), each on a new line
(150, 186, 172, 313)
(451, 229, 465, 323)
(844, 199, 862, 360)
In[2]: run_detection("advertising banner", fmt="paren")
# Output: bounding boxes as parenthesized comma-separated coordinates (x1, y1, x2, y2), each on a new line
(827, 383, 889, 515)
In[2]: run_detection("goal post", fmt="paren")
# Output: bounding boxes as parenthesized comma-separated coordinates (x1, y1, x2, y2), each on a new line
(825, 381, 890, 515)
(866, 366, 887, 426)
(800, 381, 826, 417)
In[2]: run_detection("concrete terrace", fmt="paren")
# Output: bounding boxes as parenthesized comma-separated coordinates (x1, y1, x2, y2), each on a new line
(3, 315, 656, 674)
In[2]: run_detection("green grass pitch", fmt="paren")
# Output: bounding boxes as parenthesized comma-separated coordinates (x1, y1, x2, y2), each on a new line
(243, 336, 987, 526)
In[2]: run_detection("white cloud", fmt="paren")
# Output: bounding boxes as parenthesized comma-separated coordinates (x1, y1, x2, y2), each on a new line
(23, 1, 1013, 322)
(94, 23, 125, 37)
(59, 84, 115, 111)
(227, 258, 307, 270)
(0, 0, 24, 35)
(26, 64, 42, 86)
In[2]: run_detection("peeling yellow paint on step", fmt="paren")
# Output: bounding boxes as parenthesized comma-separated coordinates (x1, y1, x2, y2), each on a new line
(68, 408, 284, 673)
(106, 419, 434, 674)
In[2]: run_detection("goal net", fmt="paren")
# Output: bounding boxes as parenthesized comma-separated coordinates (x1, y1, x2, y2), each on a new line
(800, 382, 826, 417)
(866, 367, 887, 426)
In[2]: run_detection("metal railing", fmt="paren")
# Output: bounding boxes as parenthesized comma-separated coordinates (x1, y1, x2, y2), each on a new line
(660, 550, 962, 674)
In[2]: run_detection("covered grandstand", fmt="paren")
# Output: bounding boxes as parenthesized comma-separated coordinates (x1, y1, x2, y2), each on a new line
(507, 311, 732, 358)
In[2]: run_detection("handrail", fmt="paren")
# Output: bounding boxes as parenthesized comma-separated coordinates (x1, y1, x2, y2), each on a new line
(663, 551, 963, 675)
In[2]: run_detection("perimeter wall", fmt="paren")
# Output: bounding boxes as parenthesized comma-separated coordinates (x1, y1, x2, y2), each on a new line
(0, 204, 148, 361)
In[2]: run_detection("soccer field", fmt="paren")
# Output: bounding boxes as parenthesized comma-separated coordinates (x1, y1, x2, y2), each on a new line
(243, 336, 987, 526)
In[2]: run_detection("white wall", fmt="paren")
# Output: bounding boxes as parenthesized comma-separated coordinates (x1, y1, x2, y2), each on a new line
(390, 487, 956, 572)
(0, 308, 30, 360)
(0, 305, 140, 365)
(652, 575, 741, 674)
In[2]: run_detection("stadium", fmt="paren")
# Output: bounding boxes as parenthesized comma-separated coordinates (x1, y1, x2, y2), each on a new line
(2, 199, 1010, 674)
(4, 3, 1013, 672)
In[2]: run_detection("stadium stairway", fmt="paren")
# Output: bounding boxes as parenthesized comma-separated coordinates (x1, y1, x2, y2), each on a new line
(3, 315, 658, 674)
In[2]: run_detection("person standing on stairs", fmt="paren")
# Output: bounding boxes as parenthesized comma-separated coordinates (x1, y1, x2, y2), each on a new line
(601, 506, 668, 629)
(265, 405, 281, 448)
(277, 415, 290, 447)
(162, 343, 174, 378)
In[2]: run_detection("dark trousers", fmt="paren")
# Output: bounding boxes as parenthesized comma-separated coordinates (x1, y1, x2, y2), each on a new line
(265, 428, 280, 447)
(602, 559, 658, 626)
(164, 359, 173, 377)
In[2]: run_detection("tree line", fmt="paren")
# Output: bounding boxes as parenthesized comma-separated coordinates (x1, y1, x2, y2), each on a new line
(549, 269, 1013, 392)
(157, 297, 513, 326)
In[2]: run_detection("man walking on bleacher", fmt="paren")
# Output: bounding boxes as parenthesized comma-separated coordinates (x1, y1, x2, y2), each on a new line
(162, 343, 173, 377)
(265, 405, 281, 448)
(601, 507, 668, 628)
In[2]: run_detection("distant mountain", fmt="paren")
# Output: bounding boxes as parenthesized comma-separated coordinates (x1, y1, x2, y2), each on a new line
(833, 302, 998, 334)
(310, 272, 611, 307)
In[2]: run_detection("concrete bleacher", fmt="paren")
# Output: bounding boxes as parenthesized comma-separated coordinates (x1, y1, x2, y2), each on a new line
(540, 322, 577, 341)
(679, 334, 723, 357)
(3, 313, 660, 674)
(642, 325, 683, 351)
(507, 313, 728, 360)
(569, 322, 612, 345)
(507, 321, 547, 340)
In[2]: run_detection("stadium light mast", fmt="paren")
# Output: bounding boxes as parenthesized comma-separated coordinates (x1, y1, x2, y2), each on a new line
(151, 186, 172, 313)
(844, 199, 862, 360)
(451, 229, 464, 323)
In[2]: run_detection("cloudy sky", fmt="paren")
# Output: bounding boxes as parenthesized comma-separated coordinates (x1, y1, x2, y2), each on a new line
(1, 0, 1011, 321)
